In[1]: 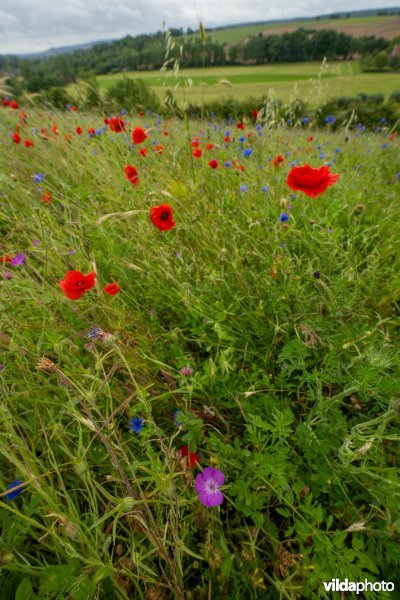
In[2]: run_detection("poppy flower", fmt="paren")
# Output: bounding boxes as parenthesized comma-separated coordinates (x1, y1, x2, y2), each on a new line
(236, 122, 245, 130)
(104, 283, 120, 295)
(251, 109, 259, 119)
(307, 135, 314, 142)
(52, 124, 59, 135)
(124, 165, 139, 186)
(193, 148, 202, 158)
(40, 190, 52, 203)
(0, 256, 11, 264)
(87, 128, 95, 137)
(286, 164, 339, 198)
(208, 159, 218, 169)
(12, 132, 21, 144)
(71, 106, 77, 112)
(2, 99, 10, 106)
(76, 126, 83, 135)
(24, 139, 34, 147)
(153, 144, 164, 154)
(10, 100, 19, 110)
(224, 136, 230, 143)
(150, 203, 175, 231)
(59, 270, 96, 300)
(139, 111, 144, 117)
(139, 148, 148, 157)
(178, 445, 199, 468)
(191, 138, 199, 148)
(273, 155, 284, 167)
(108, 116, 125, 133)
(132, 126, 147, 145)
(205, 143, 214, 150)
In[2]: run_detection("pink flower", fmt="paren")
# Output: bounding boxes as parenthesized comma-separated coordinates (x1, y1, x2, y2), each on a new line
(195, 467, 225, 507)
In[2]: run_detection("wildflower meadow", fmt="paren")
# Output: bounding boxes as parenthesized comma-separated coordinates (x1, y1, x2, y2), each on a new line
(0, 99, 400, 599)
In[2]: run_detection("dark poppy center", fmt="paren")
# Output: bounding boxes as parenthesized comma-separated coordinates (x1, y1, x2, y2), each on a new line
(160, 211, 170, 221)
(76, 282, 83, 286)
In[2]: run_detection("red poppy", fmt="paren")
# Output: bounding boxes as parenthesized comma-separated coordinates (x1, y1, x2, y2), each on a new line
(286, 164, 339, 198)
(2, 99, 9, 106)
(150, 203, 175, 231)
(132, 126, 147, 145)
(52, 124, 59, 135)
(64, 134, 73, 142)
(251, 109, 259, 119)
(40, 190, 52, 203)
(12, 132, 21, 144)
(208, 159, 218, 169)
(0, 255, 11, 264)
(76, 126, 83, 135)
(236, 122, 245, 130)
(103, 118, 109, 125)
(104, 283, 120, 295)
(205, 143, 214, 150)
(124, 165, 139, 186)
(71, 106, 77, 112)
(153, 144, 164, 154)
(108, 116, 125, 133)
(10, 100, 19, 110)
(59, 270, 96, 300)
(139, 111, 144, 117)
(273, 155, 284, 167)
(224, 135, 230, 143)
(88, 128, 95, 137)
(193, 148, 202, 158)
(307, 135, 314, 142)
(191, 138, 199, 148)
(178, 445, 199, 468)
(24, 139, 34, 147)
(40, 128, 49, 139)
(140, 148, 148, 157)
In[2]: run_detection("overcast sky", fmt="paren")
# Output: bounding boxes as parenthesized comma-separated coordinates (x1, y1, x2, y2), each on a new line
(0, 0, 398, 55)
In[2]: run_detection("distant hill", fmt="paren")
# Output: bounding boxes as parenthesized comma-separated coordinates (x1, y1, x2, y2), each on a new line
(19, 40, 114, 59)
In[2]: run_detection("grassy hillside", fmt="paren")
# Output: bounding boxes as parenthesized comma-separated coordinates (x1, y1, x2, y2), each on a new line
(203, 15, 400, 45)
(0, 101, 400, 598)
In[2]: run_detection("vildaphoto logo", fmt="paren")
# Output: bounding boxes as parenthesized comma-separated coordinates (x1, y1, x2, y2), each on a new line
(323, 579, 394, 594)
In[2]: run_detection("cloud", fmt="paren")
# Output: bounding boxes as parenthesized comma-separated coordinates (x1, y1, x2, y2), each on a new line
(0, 0, 397, 54)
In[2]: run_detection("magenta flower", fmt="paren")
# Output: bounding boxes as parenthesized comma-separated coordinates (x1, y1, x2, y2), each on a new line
(195, 467, 225, 507)
(11, 253, 26, 266)
(180, 366, 193, 377)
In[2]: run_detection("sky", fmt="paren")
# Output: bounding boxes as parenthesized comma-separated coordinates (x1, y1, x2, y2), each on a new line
(0, 0, 398, 55)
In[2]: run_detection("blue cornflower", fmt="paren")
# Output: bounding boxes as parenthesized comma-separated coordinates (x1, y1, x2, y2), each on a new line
(261, 185, 269, 193)
(66, 103, 72, 109)
(174, 410, 185, 426)
(121, 109, 127, 116)
(302, 117, 309, 125)
(239, 136, 245, 143)
(279, 213, 290, 223)
(319, 152, 324, 159)
(335, 148, 341, 153)
(225, 130, 230, 137)
(240, 185, 248, 192)
(95, 129, 102, 136)
(243, 148, 253, 158)
(317, 144, 323, 150)
(224, 161, 231, 168)
(87, 326, 104, 339)
(33, 173, 45, 184)
(255, 124, 262, 131)
(325, 115, 336, 124)
(129, 416, 144, 433)
(287, 119, 292, 125)
(6, 480, 25, 501)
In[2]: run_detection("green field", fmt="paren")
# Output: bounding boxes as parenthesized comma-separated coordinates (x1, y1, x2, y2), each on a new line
(1, 101, 400, 598)
(200, 15, 400, 44)
(93, 61, 400, 106)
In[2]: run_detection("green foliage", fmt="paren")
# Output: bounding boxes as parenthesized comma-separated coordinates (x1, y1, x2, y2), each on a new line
(0, 103, 400, 598)
(105, 77, 160, 112)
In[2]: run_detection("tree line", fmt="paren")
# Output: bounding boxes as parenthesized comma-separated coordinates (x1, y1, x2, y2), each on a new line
(0, 28, 396, 94)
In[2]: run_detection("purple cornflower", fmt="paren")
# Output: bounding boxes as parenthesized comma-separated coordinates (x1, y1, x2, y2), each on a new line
(33, 173, 45, 184)
(6, 480, 25, 501)
(240, 185, 248, 192)
(129, 416, 143, 433)
(11, 253, 26, 266)
(195, 467, 225, 507)
(261, 186, 269, 193)
(180, 366, 193, 377)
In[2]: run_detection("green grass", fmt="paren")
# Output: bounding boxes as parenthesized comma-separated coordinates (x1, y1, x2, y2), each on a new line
(1, 104, 400, 599)
(92, 61, 400, 105)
